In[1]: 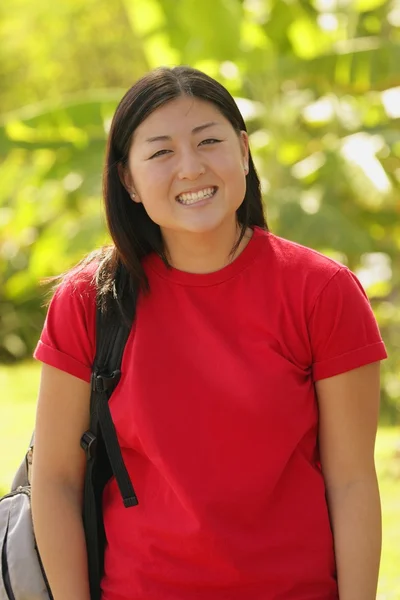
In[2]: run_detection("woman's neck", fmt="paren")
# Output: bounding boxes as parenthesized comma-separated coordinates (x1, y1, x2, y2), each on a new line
(162, 222, 253, 274)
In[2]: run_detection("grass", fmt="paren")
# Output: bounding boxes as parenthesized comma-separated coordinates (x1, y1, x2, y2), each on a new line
(0, 361, 40, 488)
(375, 429, 400, 598)
(1, 361, 399, 597)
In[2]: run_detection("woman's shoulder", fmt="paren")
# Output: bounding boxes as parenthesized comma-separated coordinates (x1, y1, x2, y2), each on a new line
(36, 255, 102, 382)
(256, 229, 346, 281)
(49, 254, 100, 307)
(253, 228, 354, 312)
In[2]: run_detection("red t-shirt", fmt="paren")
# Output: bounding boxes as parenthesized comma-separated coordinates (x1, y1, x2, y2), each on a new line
(34, 228, 387, 600)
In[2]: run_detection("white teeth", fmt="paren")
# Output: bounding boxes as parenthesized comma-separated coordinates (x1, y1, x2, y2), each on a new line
(177, 187, 215, 205)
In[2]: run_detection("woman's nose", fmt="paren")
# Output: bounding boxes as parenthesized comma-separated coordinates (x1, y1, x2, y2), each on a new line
(177, 149, 206, 180)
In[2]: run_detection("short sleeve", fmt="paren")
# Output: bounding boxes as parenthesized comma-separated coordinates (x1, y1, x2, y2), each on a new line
(309, 267, 387, 381)
(33, 272, 97, 382)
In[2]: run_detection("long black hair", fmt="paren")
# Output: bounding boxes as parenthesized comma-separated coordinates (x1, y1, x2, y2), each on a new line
(55, 66, 268, 316)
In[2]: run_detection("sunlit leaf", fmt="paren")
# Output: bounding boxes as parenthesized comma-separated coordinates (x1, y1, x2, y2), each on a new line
(355, 0, 388, 11)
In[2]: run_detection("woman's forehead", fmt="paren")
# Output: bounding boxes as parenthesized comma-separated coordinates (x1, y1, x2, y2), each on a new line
(133, 96, 230, 143)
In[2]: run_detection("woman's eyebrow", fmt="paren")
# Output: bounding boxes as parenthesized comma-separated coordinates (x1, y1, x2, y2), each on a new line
(192, 121, 219, 134)
(145, 121, 220, 144)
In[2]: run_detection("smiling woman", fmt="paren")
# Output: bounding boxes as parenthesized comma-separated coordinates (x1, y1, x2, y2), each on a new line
(104, 66, 265, 280)
(119, 96, 250, 271)
(29, 66, 386, 600)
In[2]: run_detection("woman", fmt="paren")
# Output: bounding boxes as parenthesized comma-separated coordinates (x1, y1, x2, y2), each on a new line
(31, 66, 387, 600)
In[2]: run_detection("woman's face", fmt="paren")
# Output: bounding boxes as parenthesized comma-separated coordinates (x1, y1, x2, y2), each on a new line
(123, 95, 249, 238)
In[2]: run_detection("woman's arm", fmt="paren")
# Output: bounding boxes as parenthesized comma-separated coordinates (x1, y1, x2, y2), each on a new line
(31, 364, 92, 600)
(315, 362, 382, 600)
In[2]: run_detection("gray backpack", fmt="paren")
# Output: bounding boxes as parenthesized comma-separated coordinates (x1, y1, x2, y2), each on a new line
(0, 444, 52, 600)
(0, 291, 138, 600)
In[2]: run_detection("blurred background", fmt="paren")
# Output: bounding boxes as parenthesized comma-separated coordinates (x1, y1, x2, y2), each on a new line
(0, 0, 399, 595)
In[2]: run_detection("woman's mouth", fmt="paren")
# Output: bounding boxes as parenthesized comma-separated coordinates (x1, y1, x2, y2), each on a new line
(176, 186, 218, 206)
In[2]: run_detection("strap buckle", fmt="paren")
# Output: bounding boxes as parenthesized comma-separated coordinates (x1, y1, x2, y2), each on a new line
(80, 431, 97, 460)
(91, 370, 121, 393)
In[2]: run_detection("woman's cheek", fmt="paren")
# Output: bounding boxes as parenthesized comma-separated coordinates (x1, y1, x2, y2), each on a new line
(137, 166, 167, 196)
(217, 153, 243, 174)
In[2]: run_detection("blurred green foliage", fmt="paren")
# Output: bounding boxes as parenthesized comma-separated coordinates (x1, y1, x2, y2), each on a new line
(0, 0, 399, 420)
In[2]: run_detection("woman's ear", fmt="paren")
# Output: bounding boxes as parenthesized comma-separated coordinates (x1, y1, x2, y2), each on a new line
(117, 162, 140, 203)
(117, 162, 132, 191)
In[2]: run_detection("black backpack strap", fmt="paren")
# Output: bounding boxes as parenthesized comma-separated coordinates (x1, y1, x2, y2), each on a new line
(81, 280, 137, 600)
(87, 306, 138, 507)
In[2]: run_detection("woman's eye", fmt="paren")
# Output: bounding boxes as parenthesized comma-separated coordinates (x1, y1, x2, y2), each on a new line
(200, 138, 222, 146)
(149, 149, 171, 159)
